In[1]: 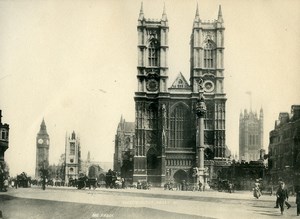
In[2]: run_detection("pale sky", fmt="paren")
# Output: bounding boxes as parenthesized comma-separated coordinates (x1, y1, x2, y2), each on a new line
(0, 0, 299, 176)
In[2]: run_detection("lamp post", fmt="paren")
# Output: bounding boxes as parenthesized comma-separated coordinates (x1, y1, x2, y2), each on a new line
(196, 79, 207, 187)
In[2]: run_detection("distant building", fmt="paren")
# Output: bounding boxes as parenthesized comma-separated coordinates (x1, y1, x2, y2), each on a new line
(0, 110, 9, 162)
(239, 108, 264, 162)
(268, 105, 300, 191)
(35, 119, 50, 178)
(81, 151, 106, 179)
(219, 159, 266, 190)
(64, 131, 81, 185)
(113, 116, 135, 180)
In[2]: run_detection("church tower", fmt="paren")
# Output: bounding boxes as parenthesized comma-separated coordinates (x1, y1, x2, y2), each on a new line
(190, 5, 226, 158)
(130, 4, 229, 186)
(239, 108, 264, 162)
(64, 131, 81, 185)
(35, 119, 50, 178)
(134, 3, 169, 184)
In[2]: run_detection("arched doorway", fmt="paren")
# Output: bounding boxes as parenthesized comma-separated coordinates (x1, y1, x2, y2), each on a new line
(173, 169, 188, 183)
(146, 148, 160, 184)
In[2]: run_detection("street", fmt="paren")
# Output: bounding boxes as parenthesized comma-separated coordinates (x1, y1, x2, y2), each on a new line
(0, 186, 299, 219)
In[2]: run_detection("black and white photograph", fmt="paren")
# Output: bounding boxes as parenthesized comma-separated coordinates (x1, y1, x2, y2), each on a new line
(0, 0, 299, 218)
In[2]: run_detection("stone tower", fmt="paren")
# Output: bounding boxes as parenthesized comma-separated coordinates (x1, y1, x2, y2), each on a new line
(35, 119, 50, 178)
(190, 5, 226, 158)
(64, 131, 81, 185)
(239, 108, 264, 162)
(134, 3, 169, 184)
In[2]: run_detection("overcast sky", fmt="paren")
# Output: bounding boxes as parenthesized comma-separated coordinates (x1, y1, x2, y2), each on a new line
(0, 0, 299, 176)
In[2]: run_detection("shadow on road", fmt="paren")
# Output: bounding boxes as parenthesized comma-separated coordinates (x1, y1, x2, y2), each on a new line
(0, 195, 213, 219)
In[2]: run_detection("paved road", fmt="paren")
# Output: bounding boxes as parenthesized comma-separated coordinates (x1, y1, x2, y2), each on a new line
(0, 186, 298, 219)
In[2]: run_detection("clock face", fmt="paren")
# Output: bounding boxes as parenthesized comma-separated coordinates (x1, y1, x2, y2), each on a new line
(146, 79, 159, 91)
(38, 138, 43, 144)
(203, 80, 215, 93)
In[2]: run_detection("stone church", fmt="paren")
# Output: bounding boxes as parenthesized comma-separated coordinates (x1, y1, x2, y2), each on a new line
(64, 131, 81, 185)
(115, 4, 231, 186)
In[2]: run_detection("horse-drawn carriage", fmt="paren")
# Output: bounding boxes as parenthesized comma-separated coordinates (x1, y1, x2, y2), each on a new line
(77, 174, 97, 190)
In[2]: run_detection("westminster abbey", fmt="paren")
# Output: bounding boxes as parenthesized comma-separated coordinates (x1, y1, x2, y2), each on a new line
(114, 4, 230, 186)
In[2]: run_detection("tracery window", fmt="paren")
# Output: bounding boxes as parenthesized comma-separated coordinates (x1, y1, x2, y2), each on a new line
(147, 104, 157, 129)
(148, 40, 158, 67)
(170, 104, 191, 148)
(204, 40, 215, 68)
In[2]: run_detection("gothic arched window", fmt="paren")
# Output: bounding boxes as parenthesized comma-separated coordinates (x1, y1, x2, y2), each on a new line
(148, 40, 159, 67)
(147, 103, 157, 129)
(204, 40, 215, 68)
(170, 104, 191, 148)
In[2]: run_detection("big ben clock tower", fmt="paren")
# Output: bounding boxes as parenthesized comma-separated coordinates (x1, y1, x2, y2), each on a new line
(35, 119, 50, 178)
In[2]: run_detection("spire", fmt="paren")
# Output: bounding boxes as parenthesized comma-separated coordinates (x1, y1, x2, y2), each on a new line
(161, 2, 167, 21)
(218, 5, 223, 23)
(41, 118, 46, 129)
(138, 2, 144, 21)
(71, 130, 76, 139)
(87, 151, 91, 162)
(38, 118, 48, 135)
(194, 3, 200, 22)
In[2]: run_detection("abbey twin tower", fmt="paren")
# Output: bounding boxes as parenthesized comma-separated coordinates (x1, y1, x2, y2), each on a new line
(114, 4, 230, 186)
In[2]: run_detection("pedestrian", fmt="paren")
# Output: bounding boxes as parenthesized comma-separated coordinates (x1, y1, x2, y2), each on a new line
(276, 182, 291, 215)
(3, 178, 8, 192)
(274, 181, 291, 209)
(253, 179, 261, 199)
(296, 190, 300, 216)
(198, 181, 203, 191)
(121, 178, 125, 189)
(228, 182, 233, 194)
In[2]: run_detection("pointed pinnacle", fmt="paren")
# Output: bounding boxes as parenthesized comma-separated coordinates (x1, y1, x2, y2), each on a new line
(194, 3, 200, 22)
(140, 2, 144, 14)
(138, 2, 144, 21)
(162, 2, 168, 21)
(196, 2, 199, 16)
(218, 5, 223, 22)
(41, 118, 46, 127)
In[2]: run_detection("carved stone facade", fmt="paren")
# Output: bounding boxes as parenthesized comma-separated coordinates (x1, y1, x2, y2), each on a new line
(0, 110, 9, 162)
(239, 108, 264, 162)
(131, 4, 228, 186)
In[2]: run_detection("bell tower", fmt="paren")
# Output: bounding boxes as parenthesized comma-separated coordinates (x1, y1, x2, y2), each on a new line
(35, 118, 50, 178)
(136, 3, 169, 95)
(190, 5, 226, 158)
(134, 3, 169, 184)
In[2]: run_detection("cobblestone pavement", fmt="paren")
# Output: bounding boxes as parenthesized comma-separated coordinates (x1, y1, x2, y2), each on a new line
(0, 186, 298, 219)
